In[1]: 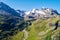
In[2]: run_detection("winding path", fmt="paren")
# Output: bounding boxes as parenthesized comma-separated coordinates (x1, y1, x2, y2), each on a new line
(23, 29, 28, 40)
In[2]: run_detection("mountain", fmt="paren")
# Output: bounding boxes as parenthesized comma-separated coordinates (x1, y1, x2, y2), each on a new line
(0, 2, 59, 19)
(25, 8, 60, 20)
(16, 10, 25, 18)
(0, 2, 20, 17)
(0, 2, 60, 40)
(0, 2, 27, 40)
(4, 16, 60, 40)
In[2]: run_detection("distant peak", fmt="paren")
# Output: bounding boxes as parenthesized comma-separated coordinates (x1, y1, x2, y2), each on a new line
(0, 2, 6, 7)
(0, 2, 10, 9)
(31, 8, 39, 13)
(42, 6, 45, 8)
(32, 8, 35, 11)
(41, 7, 48, 10)
(0, 2, 4, 4)
(0, 2, 3, 8)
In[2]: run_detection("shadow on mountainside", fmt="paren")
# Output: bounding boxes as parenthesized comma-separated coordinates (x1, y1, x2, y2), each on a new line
(54, 20, 60, 30)
(0, 14, 32, 40)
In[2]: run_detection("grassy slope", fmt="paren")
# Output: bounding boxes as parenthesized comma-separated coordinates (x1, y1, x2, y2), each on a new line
(27, 17, 60, 40)
(7, 17, 60, 40)
(7, 31, 24, 40)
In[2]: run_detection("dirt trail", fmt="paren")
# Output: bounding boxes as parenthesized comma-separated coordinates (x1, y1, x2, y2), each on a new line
(38, 27, 55, 36)
(23, 29, 28, 40)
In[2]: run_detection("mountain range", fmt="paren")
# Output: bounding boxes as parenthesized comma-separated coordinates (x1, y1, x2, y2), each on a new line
(0, 2, 60, 40)
(0, 2, 60, 20)
(25, 8, 60, 20)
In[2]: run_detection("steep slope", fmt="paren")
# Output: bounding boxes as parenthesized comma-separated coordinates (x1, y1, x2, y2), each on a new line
(0, 2, 20, 17)
(26, 17, 60, 40)
(0, 2, 60, 40)
(5, 16, 60, 40)
(0, 2, 27, 40)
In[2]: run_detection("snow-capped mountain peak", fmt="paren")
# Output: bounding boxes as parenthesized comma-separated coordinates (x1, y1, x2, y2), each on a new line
(31, 9, 39, 13)
(25, 11, 31, 15)
(31, 9, 36, 13)
(25, 8, 60, 19)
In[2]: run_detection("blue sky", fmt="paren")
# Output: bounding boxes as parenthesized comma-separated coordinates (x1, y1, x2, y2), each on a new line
(0, 0, 60, 12)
